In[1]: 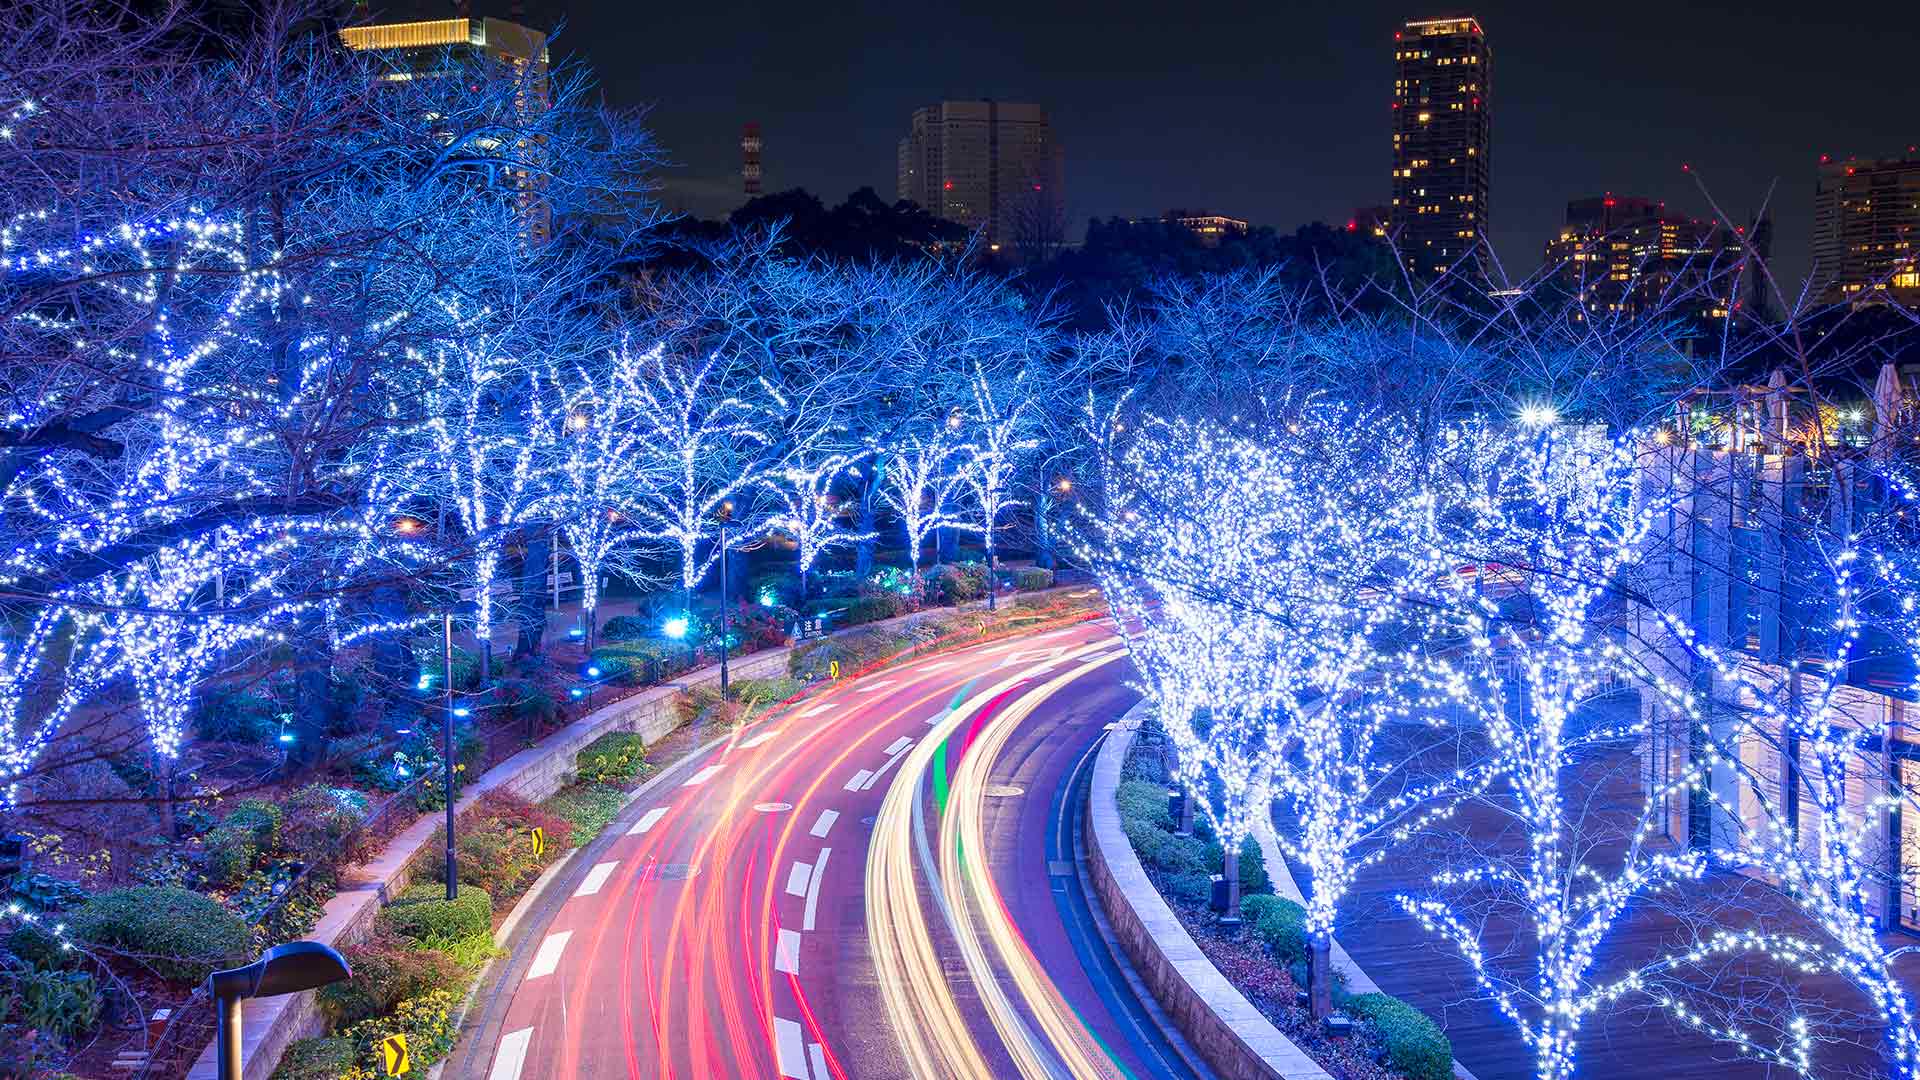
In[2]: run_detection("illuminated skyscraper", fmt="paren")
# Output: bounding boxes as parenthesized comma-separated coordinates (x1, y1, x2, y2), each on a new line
(1813, 153, 1920, 306)
(1390, 16, 1490, 279)
(742, 122, 764, 196)
(341, 14, 552, 243)
(896, 101, 1063, 254)
(1543, 195, 1752, 321)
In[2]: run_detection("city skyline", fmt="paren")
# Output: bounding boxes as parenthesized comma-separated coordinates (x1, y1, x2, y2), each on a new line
(552, 0, 1916, 290)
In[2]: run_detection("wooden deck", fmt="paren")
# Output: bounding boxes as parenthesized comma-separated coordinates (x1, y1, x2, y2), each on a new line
(1289, 733, 1919, 1080)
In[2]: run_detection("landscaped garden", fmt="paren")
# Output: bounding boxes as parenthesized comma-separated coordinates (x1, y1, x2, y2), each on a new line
(1116, 727, 1453, 1080)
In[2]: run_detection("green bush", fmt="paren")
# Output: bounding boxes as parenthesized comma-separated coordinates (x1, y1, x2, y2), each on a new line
(279, 785, 370, 869)
(13, 968, 100, 1041)
(500, 678, 559, 731)
(544, 784, 630, 840)
(411, 639, 480, 691)
(597, 614, 653, 642)
(319, 925, 467, 1027)
(575, 731, 647, 786)
(844, 592, 910, 626)
(1116, 779, 1172, 828)
(1014, 568, 1054, 591)
(590, 640, 683, 686)
(5, 925, 76, 971)
(788, 624, 916, 680)
(415, 791, 571, 902)
(201, 824, 259, 886)
(1345, 992, 1453, 1080)
(71, 887, 250, 985)
(343, 989, 460, 1072)
(1164, 871, 1212, 907)
(1241, 893, 1311, 967)
(380, 884, 492, 943)
(271, 1035, 356, 1080)
(224, 799, 285, 849)
(926, 562, 988, 605)
(729, 676, 805, 710)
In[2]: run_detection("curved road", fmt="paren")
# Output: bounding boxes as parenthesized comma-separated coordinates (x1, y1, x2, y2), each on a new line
(454, 618, 1197, 1080)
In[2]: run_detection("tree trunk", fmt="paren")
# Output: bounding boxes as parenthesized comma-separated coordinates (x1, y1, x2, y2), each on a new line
(1177, 788, 1195, 836)
(855, 483, 877, 579)
(1222, 846, 1242, 922)
(1035, 491, 1056, 570)
(937, 525, 958, 565)
(514, 532, 550, 660)
(291, 642, 330, 769)
(1310, 935, 1334, 1020)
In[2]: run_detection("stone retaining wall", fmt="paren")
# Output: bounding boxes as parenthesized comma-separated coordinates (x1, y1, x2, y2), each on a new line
(1084, 707, 1334, 1080)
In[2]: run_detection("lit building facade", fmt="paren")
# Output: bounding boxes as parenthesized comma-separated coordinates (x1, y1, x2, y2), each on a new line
(896, 101, 1063, 251)
(341, 15, 552, 243)
(1813, 154, 1920, 306)
(1390, 16, 1490, 279)
(1543, 195, 1752, 320)
(1146, 210, 1250, 247)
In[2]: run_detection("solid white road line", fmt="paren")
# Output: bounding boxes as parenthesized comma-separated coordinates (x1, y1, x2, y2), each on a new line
(573, 861, 618, 898)
(774, 927, 801, 974)
(808, 1042, 830, 1080)
(785, 861, 812, 897)
(683, 764, 723, 787)
(526, 930, 571, 979)
(628, 807, 668, 835)
(883, 735, 914, 755)
(773, 1017, 809, 1079)
(488, 1027, 535, 1080)
(738, 729, 781, 749)
(844, 769, 873, 791)
(809, 809, 839, 838)
(802, 847, 831, 932)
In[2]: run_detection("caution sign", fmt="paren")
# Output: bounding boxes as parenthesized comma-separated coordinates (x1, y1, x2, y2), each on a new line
(528, 826, 546, 858)
(828, 660, 841, 680)
(379, 1032, 410, 1075)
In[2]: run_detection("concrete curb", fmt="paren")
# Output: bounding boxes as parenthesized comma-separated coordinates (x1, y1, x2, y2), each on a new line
(1085, 705, 1334, 1080)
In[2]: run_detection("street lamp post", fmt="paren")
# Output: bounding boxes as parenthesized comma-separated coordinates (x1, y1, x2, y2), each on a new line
(715, 501, 734, 699)
(209, 941, 351, 1080)
(440, 598, 479, 900)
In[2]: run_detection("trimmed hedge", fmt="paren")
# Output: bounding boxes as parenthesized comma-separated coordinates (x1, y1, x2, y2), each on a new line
(1345, 992, 1453, 1080)
(1240, 893, 1311, 967)
(598, 614, 653, 642)
(379, 884, 491, 943)
(71, 886, 250, 985)
(1014, 567, 1054, 591)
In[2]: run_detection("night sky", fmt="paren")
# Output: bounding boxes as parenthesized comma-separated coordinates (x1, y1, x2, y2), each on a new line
(543, 0, 1915, 289)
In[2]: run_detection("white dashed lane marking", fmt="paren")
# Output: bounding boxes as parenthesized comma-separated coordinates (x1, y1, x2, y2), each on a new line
(809, 1042, 830, 1080)
(573, 861, 618, 898)
(852, 679, 895, 694)
(774, 927, 801, 974)
(774, 1017, 809, 1078)
(526, 931, 571, 979)
(797, 701, 836, 718)
(809, 809, 838, 838)
(785, 861, 812, 897)
(488, 1027, 534, 1080)
(683, 764, 723, 787)
(738, 729, 780, 749)
(629, 807, 668, 835)
(883, 735, 913, 755)
(844, 769, 873, 791)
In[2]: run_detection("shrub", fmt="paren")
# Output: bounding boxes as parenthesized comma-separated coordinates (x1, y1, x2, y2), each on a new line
(414, 792, 572, 901)
(1345, 993, 1453, 1080)
(1014, 567, 1054, 592)
(597, 614, 653, 642)
(1164, 871, 1212, 907)
(70, 887, 250, 985)
(271, 1035, 356, 1080)
(1115, 779, 1172, 829)
(575, 731, 647, 786)
(380, 883, 491, 943)
(544, 784, 629, 840)
(201, 825, 258, 886)
(279, 785, 370, 869)
(13, 968, 100, 1041)
(190, 685, 280, 744)
(410, 639, 479, 691)
(224, 799, 285, 849)
(844, 592, 910, 626)
(729, 676, 804, 709)
(343, 990, 460, 1072)
(5, 925, 75, 971)
(926, 562, 988, 605)
(788, 624, 916, 680)
(319, 925, 467, 1027)
(590, 640, 683, 686)
(1240, 893, 1310, 967)
(500, 679, 559, 731)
